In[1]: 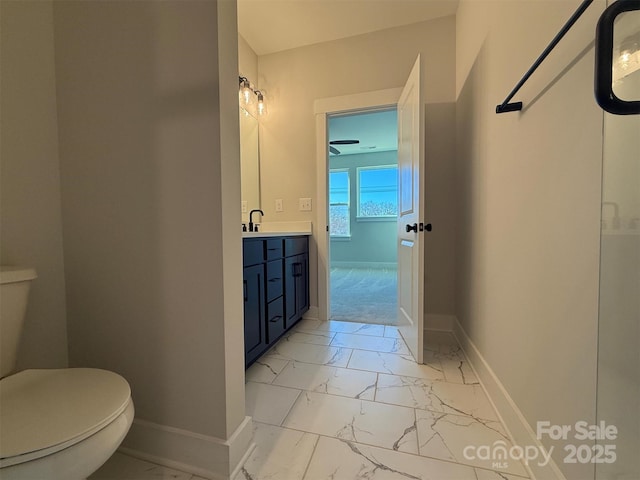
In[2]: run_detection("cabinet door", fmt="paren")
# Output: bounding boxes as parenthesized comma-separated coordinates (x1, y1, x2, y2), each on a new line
(297, 253, 309, 316)
(266, 297, 285, 343)
(243, 264, 265, 365)
(284, 256, 297, 327)
(285, 253, 309, 327)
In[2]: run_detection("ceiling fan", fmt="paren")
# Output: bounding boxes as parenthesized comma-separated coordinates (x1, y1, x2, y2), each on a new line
(329, 139, 359, 155)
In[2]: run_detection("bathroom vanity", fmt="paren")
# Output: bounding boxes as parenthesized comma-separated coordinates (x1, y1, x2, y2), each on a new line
(243, 234, 309, 367)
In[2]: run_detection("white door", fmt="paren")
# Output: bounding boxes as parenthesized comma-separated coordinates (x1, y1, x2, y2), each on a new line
(397, 55, 424, 363)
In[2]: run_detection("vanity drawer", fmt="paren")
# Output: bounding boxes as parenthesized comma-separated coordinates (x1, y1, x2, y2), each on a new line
(266, 238, 283, 260)
(284, 237, 308, 257)
(266, 260, 283, 302)
(266, 297, 285, 342)
(243, 239, 264, 267)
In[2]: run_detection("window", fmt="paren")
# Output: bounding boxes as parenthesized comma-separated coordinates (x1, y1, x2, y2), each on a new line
(329, 169, 350, 237)
(357, 165, 398, 218)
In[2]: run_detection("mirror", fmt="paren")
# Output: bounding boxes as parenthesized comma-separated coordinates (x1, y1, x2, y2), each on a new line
(612, 11, 640, 102)
(239, 107, 260, 219)
(595, 1, 640, 115)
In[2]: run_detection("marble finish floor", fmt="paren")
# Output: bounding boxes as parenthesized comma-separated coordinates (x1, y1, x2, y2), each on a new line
(89, 452, 207, 479)
(90, 321, 529, 480)
(241, 321, 530, 480)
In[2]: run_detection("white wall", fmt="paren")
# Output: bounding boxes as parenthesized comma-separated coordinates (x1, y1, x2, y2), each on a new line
(0, 0, 69, 371)
(256, 16, 457, 317)
(54, 1, 250, 476)
(455, 2, 605, 479)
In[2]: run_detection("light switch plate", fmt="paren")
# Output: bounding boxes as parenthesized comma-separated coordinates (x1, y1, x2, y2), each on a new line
(299, 198, 312, 211)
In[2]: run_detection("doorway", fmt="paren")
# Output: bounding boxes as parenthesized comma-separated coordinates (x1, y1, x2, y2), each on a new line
(327, 109, 398, 325)
(313, 75, 425, 364)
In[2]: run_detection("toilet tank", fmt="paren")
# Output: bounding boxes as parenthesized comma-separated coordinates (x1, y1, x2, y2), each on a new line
(0, 267, 37, 378)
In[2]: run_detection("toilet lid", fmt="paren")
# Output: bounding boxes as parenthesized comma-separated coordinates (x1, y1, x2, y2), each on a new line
(0, 368, 131, 463)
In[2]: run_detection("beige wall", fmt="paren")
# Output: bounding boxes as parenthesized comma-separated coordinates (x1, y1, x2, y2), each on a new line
(256, 16, 457, 315)
(455, 2, 605, 478)
(239, 34, 258, 83)
(54, 0, 248, 475)
(0, 0, 69, 371)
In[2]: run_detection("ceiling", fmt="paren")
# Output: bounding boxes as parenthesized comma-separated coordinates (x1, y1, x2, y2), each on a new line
(237, 0, 459, 56)
(328, 109, 397, 156)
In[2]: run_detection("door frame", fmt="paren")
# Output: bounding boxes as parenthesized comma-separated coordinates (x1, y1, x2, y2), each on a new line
(314, 88, 403, 322)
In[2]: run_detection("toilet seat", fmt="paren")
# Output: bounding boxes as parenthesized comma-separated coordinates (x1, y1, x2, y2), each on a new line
(0, 368, 131, 468)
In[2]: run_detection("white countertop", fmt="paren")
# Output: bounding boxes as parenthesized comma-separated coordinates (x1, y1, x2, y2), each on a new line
(242, 221, 312, 238)
(242, 231, 310, 238)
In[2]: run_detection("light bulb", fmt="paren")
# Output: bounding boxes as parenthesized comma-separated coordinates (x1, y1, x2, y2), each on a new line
(240, 79, 253, 106)
(256, 91, 267, 116)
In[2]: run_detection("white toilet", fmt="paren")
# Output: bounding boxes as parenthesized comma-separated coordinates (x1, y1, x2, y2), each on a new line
(0, 267, 135, 479)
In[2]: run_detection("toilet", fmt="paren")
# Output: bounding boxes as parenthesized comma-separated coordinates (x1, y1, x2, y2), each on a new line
(0, 267, 134, 480)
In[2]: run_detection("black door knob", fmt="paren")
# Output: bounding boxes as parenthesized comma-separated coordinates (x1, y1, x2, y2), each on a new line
(425, 223, 432, 232)
(405, 223, 418, 233)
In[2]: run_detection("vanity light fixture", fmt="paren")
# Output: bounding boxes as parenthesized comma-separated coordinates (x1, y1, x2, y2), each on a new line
(256, 91, 267, 116)
(239, 76, 253, 106)
(238, 76, 268, 116)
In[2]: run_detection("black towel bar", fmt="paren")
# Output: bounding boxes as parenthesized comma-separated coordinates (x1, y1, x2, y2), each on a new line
(496, 0, 594, 114)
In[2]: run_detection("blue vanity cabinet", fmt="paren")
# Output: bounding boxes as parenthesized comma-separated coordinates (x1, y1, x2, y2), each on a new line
(243, 235, 309, 368)
(284, 237, 310, 328)
(265, 238, 286, 343)
(243, 240, 266, 366)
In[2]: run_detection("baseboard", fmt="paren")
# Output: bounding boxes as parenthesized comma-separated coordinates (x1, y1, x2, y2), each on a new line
(120, 416, 254, 480)
(453, 320, 567, 480)
(424, 313, 455, 331)
(330, 261, 397, 270)
(303, 305, 319, 321)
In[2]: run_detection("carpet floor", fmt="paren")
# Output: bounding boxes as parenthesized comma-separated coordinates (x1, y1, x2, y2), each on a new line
(329, 267, 397, 325)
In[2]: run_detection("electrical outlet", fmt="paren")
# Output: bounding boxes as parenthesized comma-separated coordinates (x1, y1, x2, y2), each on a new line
(275, 199, 283, 212)
(241, 201, 248, 213)
(299, 197, 312, 211)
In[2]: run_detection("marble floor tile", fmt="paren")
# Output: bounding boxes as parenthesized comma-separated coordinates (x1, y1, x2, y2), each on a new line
(330, 332, 410, 355)
(233, 422, 318, 480)
(348, 349, 445, 381)
(244, 381, 301, 425)
(474, 469, 528, 479)
(425, 342, 480, 385)
(440, 354, 480, 385)
(423, 348, 444, 367)
(245, 357, 289, 384)
(424, 331, 458, 351)
(263, 340, 352, 367)
(283, 391, 418, 454)
(314, 320, 386, 336)
(281, 330, 335, 345)
(415, 410, 528, 477)
(304, 436, 479, 480)
(89, 453, 192, 479)
(292, 319, 323, 332)
(375, 374, 498, 421)
(383, 325, 401, 338)
(272, 361, 377, 399)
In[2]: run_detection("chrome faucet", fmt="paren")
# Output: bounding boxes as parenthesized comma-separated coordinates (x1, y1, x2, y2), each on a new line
(249, 209, 264, 232)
